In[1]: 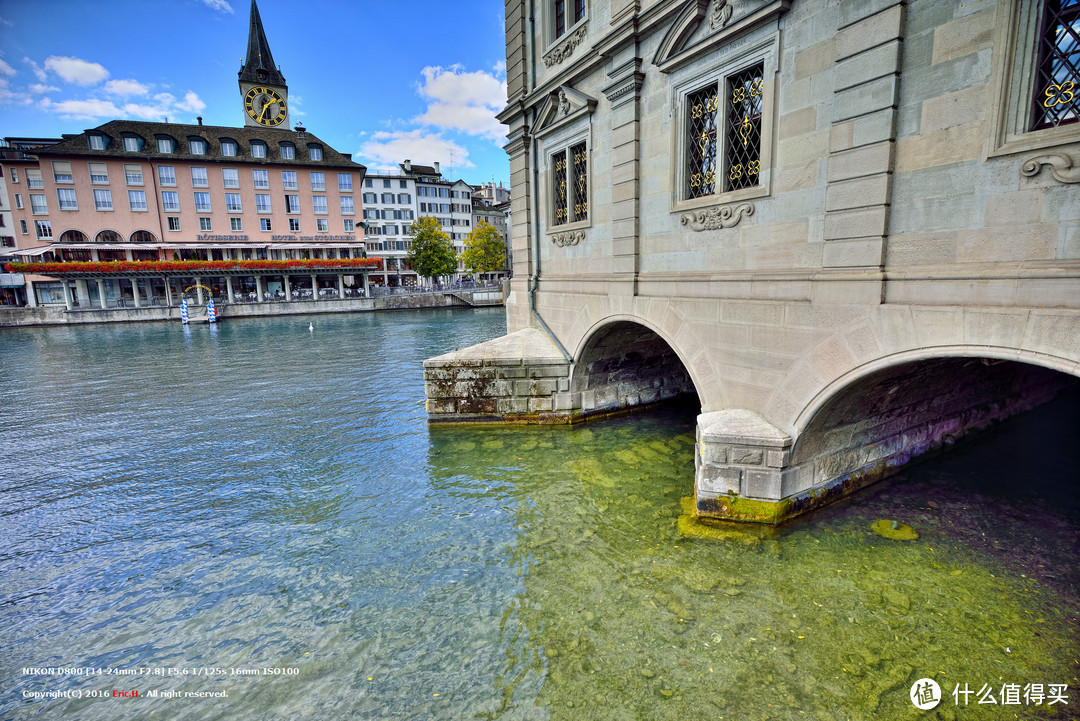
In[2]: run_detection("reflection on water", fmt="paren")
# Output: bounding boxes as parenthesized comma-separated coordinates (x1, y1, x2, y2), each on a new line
(1, 310, 1076, 720)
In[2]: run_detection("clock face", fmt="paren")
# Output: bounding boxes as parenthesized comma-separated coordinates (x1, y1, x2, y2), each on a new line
(244, 86, 287, 127)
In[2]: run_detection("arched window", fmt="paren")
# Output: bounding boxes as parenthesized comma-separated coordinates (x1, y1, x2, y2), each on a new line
(95, 230, 122, 243)
(130, 230, 157, 243)
(155, 136, 176, 153)
(220, 138, 239, 156)
(250, 141, 267, 158)
(307, 144, 323, 161)
(187, 137, 207, 155)
(279, 142, 296, 160)
(59, 230, 88, 244)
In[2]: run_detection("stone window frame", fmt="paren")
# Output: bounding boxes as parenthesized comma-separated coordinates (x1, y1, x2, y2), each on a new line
(986, 0, 1080, 158)
(540, 122, 592, 236)
(669, 33, 778, 215)
(542, 0, 588, 67)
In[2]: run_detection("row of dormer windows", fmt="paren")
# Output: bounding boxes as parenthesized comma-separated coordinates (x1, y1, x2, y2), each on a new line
(85, 132, 324, 161)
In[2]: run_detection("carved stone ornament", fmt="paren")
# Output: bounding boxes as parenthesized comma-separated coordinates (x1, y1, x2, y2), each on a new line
(711, 0, 733, 30)
(1021, 153, 1080, 183)
(680, 202, 755, 230)
(550, 230, 586, 246)
(544, 26, 587, 68)
(557, 90, 571, 117)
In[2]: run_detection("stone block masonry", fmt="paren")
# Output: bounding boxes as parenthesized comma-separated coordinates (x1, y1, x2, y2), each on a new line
(694, 358, 1074, 525)
(425, 324, 697, 424)
(425, 328, 575, 423)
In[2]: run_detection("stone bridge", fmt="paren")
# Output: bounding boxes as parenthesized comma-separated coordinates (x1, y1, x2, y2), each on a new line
(425, 0, 1080, 524)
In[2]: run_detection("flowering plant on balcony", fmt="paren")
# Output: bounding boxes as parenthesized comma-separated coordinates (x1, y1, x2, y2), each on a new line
(3, 258, 384, 274)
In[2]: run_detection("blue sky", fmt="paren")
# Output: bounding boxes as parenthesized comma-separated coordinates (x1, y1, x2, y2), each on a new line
(0, 0, 511, 185)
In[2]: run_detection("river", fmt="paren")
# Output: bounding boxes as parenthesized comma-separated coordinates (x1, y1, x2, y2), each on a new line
(1, 308, 1076, 720)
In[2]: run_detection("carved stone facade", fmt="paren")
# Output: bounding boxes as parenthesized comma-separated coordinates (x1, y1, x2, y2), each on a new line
(428, 0, 1080, 525)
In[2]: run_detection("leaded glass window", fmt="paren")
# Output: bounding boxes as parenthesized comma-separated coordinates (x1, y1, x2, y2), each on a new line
(684, 62, 764, 199)
(553, 149, 569, 224)
(724, 64, 764, 191)
(551, 141, 589, 226)
(571, 142, 588, 222)
(1032, 0, 1079, 130)
(686, 86, 718, 199)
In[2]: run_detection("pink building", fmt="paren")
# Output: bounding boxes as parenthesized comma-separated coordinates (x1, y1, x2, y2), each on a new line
(0, 0, 376, 310)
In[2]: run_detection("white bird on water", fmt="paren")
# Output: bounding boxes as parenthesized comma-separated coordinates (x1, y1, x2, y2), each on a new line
(309, 322, 314, 332)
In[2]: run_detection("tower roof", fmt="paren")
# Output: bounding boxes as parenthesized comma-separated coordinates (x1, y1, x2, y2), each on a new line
(238, 0, 286, 86)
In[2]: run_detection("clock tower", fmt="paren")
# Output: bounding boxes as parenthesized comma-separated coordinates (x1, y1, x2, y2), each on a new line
(238, 0, 289, 129)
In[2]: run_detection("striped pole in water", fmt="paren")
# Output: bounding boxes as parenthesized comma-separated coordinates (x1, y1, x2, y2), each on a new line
(207, 297, 216, 324)
(180, 298, 189, 324)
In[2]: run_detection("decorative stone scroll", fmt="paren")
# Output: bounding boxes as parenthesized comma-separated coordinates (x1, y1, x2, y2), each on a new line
(550, 230, 585, 246)
(1021, 153, 1080, 184)
(711, 0, 733, 30)
(543, 26, 587, 68)
(680, 201, 754, 230)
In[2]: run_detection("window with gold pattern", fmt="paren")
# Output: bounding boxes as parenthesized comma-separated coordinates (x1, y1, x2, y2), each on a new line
(685, 62, 764, 200)
(1032, 0, 1079, 130)
(551, 141, 588, 226)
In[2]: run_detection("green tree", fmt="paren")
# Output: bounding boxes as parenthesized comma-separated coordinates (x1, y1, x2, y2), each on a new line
(460, 220, 507, 276)
(406, 216, 458, 280)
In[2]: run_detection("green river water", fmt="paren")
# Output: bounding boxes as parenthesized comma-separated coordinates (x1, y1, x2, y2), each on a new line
(1, 308, 1076, 720)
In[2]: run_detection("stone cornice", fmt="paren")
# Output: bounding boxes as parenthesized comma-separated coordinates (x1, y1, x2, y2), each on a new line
(602, 58, 645, 105)
(656, 0, 791, 74)
(535, 86, 598, 138)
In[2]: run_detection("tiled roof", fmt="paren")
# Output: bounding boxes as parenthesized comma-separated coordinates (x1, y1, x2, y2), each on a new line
(32, 120, 365, 171)
(401, 163, 440, 176)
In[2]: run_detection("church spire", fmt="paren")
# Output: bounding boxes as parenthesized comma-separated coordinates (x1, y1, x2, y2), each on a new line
(238, 0, 286, 86)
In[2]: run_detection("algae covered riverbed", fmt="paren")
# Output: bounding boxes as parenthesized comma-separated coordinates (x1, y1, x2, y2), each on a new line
(1, 309, 1075, 720)
(428, 391, 1078, 720)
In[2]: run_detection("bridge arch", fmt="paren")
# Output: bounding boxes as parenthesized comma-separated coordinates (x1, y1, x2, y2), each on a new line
(791, 345, 1080, 437)
(788, 352, 1077, 492)
(570, 316, 700, 418)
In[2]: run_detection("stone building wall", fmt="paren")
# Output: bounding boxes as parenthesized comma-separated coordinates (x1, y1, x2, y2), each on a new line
(443, 0, 1080, 522)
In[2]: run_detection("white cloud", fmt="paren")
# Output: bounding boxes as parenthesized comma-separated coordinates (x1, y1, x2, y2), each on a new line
(358, 129, 474, 170)
(287, 93, 304, 118)
(41, 97, 123, 119)
(121, 102, 169, 120)
(36, 88, 208, 122)
(0, 59, 15, 77)
(23, 57, 47, 82)
(0, 16, 12, 26)
(412, 65, 507, 141)
(28, 83, 60, 94)
(199, 0, 234, 12)
(176, 91, 206, 113)
(44, 56, 109, 86)
(104, 79, 148, 96)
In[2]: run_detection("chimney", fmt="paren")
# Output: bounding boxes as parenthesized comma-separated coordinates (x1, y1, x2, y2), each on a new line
(434, 161, 440, 174)
(404, 159, 411, 172)
(197, 116, 203, 126)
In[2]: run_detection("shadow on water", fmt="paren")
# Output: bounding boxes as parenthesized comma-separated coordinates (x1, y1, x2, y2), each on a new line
(426, 389, 1078, 721)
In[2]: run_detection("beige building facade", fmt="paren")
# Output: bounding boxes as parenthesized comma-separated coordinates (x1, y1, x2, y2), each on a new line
(426, 0, 1080, 523)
